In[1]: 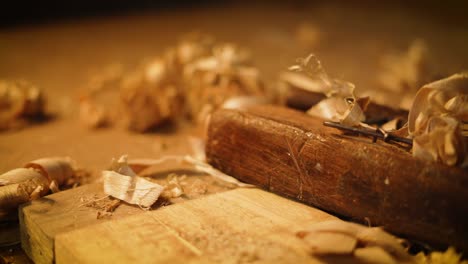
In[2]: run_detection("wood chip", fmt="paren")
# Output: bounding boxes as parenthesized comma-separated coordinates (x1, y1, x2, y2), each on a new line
(297, 220, 412, 262)
(303, 232, 357, 255)
(103, 156, 164, 208)
(1, 157, 75, 215)
(0, 80, 46, 130)
(354, 247, 397, 264)
(408, 72, 468, 166)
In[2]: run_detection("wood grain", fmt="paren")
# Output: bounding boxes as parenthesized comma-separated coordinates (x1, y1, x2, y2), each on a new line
(19, 183, 143, 264)
(19, 169, 236, 264)
(55, 188, 337, 264)
(205, 105, 468, 251)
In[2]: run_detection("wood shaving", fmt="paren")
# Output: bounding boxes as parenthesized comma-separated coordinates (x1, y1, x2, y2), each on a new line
(221, 96, 270, 111)
(79, 34, 269, 131)
(103, 155, 164, 208)
(0, 157, 75, 216)
(0, 168, 48, 212)
(184, 43, 266, 123)
(354, 247, 397, 264)
(294, 56, 466, 166)
(414, 247, 468, 264)
(161, 174, 187, 199)
(25, 157, 75, 186)
(408, 72, 468, 167)
(63, 168, 93, 189)
(303, 232, 357, 255)
(128, 154, 252, 188)
(289, 54, 355, 97)
(120, 59, 184, 132)
(126, 137, 252, 188)
(291, 55, 371, 127)
(0, 80, 46, 131)
(279, 71, 328, 103)
(78, 63, 124, 128)
(297, 220, 413, 263)
(381, 118, 405, 132)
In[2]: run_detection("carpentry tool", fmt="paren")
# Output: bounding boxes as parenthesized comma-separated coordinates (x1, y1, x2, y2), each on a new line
(322, 121, 413, 145)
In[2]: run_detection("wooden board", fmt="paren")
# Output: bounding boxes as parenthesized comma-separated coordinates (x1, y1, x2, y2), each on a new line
(19, 183, 143, 264)
(205, 105, 468, 251)
(55, 188, 337, 264)
(19, 171, 236, 264)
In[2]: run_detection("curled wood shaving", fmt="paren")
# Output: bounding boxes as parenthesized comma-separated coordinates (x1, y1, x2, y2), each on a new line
(184, 43, 266, 123)
(0, 168, 49, 211)
(0, 157, 75, 214)
(297, 220, 412, 263)
(103, 155, 164, 208)
(279, 71, 328, 96)
(128, 155, 252, 188)
(80, 34, 268, 131)
(303, 232, 357, 255)
(408, 72, 468, 166)
(289, 54, 355, 97)
(221, 96, 270, 111)
(354, 247, 397, 264)
(120, 59, 183, 132)
(0, 80, 46, 131)
(292, 55, 370, 127)
(78, 63, 124, 128)
(127, 138, 252, 188)
(381, 118, 406, 132)
(307, 93, 370, 127)
(414, 247, 468, 264)
(25, 157, 75, 186)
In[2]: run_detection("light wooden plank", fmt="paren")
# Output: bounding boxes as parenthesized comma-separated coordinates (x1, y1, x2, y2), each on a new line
(55, 188, 337, 263)
(19, 183, 143, 264)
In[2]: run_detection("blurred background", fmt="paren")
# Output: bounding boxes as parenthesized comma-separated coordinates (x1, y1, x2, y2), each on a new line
(1, 0, 467, 171)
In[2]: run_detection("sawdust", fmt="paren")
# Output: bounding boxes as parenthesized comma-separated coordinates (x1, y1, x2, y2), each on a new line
(79, 195, 122, 219)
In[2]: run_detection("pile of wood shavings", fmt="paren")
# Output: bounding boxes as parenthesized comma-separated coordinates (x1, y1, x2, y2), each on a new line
(0, 80, 47, 131)
(297, 220, 468, 264)
(408, 72, 468, 167)
(0, 157, 75, 218)
(288, 54, 468, 167)
(80, 33, 269, 132)
(414, 247, 468, 264)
